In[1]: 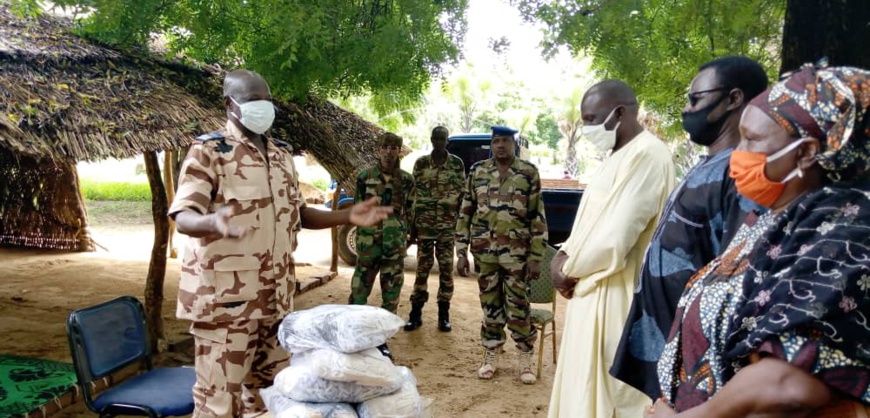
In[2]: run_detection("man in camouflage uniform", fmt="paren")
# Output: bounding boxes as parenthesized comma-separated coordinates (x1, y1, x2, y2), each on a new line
(170, 70, 391, 418)
(456, 125, 548, 385)
(404, 126, 465, 333)
(348, 132, 415, 317)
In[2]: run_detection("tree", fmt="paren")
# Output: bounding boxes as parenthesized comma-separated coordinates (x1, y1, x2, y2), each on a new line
(532, 113, 561, 151)
(517, 0, 870, 134)
(779, 0, 870, 73)
(516, 0, 784, 134)
(20, 0, 469, 114)
(559, 86, 584, 176)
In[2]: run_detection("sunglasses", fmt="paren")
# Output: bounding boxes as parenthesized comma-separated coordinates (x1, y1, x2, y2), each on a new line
(687, 87, 732, 106)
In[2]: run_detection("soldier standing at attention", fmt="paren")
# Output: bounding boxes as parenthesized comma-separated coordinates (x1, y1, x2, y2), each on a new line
(349, 132, 415, 356)
(456, 125, 548, 385)
(404, 126, 465, 332)
(170, 69, 392, 418)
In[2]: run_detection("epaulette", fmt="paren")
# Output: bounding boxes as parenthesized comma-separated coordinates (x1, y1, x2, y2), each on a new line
(195, 132, 224, 142)
(271, 138, 292, 149)
(194, 132, 233, 153)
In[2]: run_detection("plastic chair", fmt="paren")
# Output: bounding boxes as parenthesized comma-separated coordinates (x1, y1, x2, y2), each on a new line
(66, 296, 196, 418)
(529, 245, 558, 378)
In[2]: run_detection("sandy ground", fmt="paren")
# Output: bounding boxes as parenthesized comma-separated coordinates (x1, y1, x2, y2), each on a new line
(0, 208, 567, 417)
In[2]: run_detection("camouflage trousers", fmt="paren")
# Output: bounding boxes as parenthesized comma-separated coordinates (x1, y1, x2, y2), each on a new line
(477, 259, 537, 352)
(410, 235, 455, 304)
(190, 318, 289, 418)
(349, 254, 405, 314)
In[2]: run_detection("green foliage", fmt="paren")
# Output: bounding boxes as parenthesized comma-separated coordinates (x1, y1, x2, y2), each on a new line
(516, 0, 785, 134)
(23, 0, 469, 115)
(80, 179, 152, 201)
(529, 113, 560, 150)
(311, 177, 330, 191)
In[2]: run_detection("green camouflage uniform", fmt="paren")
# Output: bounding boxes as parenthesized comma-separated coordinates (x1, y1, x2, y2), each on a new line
(348, 164, 415, 313)
(410, 153, 465, 304)
(455, 157, 548, 352)
(169, 122, 300, 417)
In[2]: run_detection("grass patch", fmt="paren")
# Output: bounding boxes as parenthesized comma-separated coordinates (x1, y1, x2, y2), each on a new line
(86, 200, 154, 225)
(81, 179, 151, 201)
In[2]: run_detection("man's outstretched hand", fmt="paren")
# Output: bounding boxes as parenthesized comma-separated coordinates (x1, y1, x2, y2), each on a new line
(349, 196, 393, 226)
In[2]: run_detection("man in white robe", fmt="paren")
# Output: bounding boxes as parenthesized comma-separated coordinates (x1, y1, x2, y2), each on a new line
(548, 80, 675, 418)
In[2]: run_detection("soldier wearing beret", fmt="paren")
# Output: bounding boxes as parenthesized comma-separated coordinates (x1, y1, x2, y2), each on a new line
(456, 125, 548, 385)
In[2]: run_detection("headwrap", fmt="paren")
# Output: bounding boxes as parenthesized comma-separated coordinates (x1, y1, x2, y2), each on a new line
(750, 63, 870, 181)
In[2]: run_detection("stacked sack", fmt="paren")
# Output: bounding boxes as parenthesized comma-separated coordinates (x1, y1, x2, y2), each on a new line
(262, 304, 423, 418)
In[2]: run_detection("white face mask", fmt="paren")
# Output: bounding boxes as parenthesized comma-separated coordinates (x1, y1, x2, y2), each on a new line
(582, 107, 621, 152)
(230, 97, 275, 135)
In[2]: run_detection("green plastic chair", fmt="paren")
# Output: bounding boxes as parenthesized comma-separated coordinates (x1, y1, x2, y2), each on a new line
(528, 245, 558, 378)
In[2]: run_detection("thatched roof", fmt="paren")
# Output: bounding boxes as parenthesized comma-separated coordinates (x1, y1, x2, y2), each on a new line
(0, 6, 394, 189)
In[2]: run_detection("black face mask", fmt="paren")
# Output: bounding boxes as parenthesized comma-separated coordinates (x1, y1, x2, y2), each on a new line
(681, 94, 729, 146)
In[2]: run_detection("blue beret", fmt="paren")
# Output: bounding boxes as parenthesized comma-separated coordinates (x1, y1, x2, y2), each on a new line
(491, 125, 518, 137)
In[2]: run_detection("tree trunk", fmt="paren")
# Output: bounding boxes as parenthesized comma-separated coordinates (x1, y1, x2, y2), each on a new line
(780, 0, 870, 75)
(143, 151, 169, 352)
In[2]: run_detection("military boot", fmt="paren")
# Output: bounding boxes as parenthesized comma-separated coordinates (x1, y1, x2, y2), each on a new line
(437, 301, 452, 332)
(518, 350, 537, 384)
(477, 348, 499, 379)
(403, 302, 424, 331)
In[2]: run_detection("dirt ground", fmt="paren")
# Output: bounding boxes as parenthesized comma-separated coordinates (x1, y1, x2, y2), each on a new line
(0, 205, 567, 417)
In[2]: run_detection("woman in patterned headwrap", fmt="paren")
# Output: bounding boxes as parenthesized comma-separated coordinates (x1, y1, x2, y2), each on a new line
(649, 64, 870, 418)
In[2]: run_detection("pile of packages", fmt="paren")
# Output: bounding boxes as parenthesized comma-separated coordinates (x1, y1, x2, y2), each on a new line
(262, 304, 423, 418)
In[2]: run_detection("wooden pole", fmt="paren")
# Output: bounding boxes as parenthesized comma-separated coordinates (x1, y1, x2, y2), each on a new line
(330, 187, 340, 273)
(68, 161, 94, 252)
(143, 151, 169, 352)
(163, 151, 178, 259)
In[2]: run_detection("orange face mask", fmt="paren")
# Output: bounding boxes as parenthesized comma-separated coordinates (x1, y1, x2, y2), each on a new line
(729, 139, 806, 208)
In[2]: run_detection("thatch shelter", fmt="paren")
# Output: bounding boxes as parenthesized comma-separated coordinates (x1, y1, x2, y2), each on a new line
(0, 6, 396, 249)
(0, 5, 393, 344)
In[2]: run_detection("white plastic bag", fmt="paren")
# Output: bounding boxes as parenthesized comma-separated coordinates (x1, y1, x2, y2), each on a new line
(356, 367, 422, 418)
(279, 304, 405, 353)
(292, 348, 401, 387)
(274, 365, 402, 403)
(261, 386, 358, 418)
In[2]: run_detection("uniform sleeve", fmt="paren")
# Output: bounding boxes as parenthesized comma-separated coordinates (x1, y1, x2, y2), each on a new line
(563, 150, 674, 295)
(454, 169, 475, 257)
(404, 173, 415, 227)
(168, 144, 217, 218)
(411, 159, 424, 228)
(528, 168, 549, 262)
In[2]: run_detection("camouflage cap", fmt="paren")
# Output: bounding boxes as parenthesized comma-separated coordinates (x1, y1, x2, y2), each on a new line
(377, 132, 403, 147)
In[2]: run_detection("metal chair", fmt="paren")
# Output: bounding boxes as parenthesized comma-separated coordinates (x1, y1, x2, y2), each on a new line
(66, 296, 196, 418)
(528, 245, 558, 378)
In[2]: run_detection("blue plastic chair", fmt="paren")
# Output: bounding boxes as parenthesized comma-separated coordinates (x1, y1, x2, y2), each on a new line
(66, 296, 196, 417)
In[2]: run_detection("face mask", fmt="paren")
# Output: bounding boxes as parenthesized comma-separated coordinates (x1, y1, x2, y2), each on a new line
(729, 138, 807, 207)
(582, 107, 620, 151)
(681, 93, 729, 146)
(230, 97, 275, 135)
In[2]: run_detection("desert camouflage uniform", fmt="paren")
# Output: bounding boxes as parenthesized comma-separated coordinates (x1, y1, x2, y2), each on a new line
(169, 121, 302, 418)
(455, 157, 548, 352)
(410, 153, 465, 304)
(348, 165, 415, 313)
